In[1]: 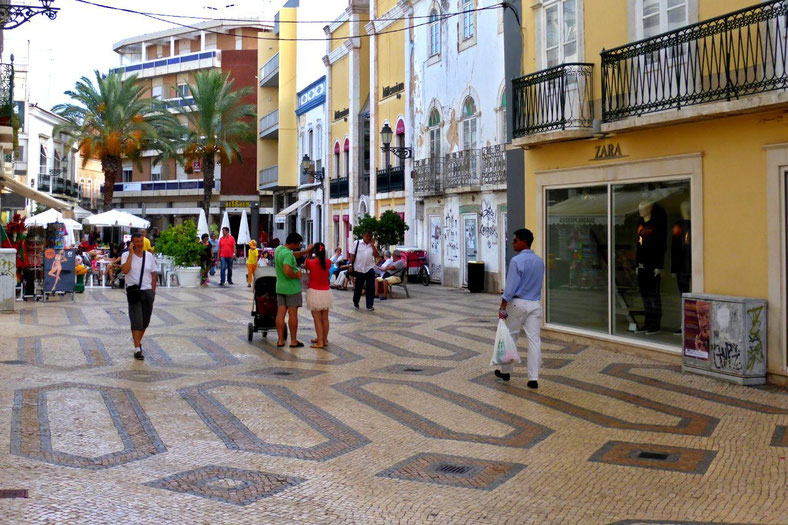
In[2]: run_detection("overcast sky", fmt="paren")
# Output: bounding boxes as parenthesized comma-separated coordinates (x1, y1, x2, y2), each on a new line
(3, 0, 343, 109)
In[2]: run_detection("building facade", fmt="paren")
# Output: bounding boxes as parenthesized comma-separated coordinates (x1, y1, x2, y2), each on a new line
(409, 0, 508, 290)
(294, 76, 327, 246)
(510, 0, 788, 384)
(111, 20, 267, 234)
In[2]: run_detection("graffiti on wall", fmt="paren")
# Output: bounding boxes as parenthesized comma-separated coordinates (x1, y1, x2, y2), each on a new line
(429, 215, 442, 282)
(444, 209, 459, 263)
(0, 257, 14, 279)
(711, 303, 743, 372)
(480, 199, 498, 249)
(745, 305, 764, 372)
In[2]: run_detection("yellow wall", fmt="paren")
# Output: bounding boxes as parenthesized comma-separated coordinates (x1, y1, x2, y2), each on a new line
(376, 197, 405, 217)
(375, 19, 405, 166)
(277, 7, 298, 187)
(331, 22, 349, 53)
(330, 54, 350, 179)
(257, 37, 280, 175)
(524, 110, 788, 301)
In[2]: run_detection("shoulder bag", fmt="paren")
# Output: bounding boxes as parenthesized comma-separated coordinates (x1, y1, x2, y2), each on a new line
(126, 251, 146, 304)
(349, 240, 361, 278)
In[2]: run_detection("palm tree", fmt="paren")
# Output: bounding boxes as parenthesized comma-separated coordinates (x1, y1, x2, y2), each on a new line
(53, 71, 175, 210)
(167, 70, 255, 217)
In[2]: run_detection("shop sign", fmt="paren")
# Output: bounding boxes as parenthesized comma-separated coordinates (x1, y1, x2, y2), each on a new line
(274, 215, 286, 224)
(382, 82, 404, 99)
(334, 108, 349, 121)
(43, 248, 76, 293)
(193, 160, 201, 173)
(591, 143, 627, 161)
(224, 200, 250, 208)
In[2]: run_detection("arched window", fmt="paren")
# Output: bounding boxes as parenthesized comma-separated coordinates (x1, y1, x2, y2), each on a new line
(39, 145, 47, 177)
(428, 109, 441, 159)
(429, 9, 440, 57)
(462, 0, 475, 40)
(343, 138, 350, 178)
(308, 129, 314, 159)
(462, 97, 478, 152)
(334, 140, 341, 179)
(316, 124, 323, 161)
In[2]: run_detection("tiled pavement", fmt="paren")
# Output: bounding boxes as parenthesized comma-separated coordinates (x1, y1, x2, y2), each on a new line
(0, 285, 786, 524)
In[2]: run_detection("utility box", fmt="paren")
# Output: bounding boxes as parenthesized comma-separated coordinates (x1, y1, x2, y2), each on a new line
(0, 248, 16, 312)
(681, 293, 767, 385)
(467, 261, 485, 293)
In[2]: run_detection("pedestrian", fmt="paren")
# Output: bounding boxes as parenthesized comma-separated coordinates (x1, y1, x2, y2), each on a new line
(247, 240, 259, 287)
(120, 232, 157, 361)
(274, 232, 312, 348)
(139, 229, 154, 253)
(200, 233, 213, 286)
(376, 249, 406, 300)
(305, 242, 333, 348)
(349, 229, 379, 311)
(495, 228, 544, 389)
(208, 231, 219, 275)
(218, 226, 236, 286)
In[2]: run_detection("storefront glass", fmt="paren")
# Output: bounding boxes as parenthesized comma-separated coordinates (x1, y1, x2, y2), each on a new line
(545, 186, 609, 333)
(612, 180, 691, 345)
(546, 179, 691, 347)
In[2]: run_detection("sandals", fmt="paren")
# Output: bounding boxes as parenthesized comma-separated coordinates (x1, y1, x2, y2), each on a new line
(310, 344, 325, 349)
(289, 341, 304, 348)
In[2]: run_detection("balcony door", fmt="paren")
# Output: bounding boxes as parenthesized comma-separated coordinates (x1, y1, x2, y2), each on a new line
(542, 0, 585, 128)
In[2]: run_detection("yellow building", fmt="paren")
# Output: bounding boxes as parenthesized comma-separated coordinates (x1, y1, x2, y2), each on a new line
(324, 0, 370, 253)
(77, 158, 103, 212)
(510, 0, 788, 384)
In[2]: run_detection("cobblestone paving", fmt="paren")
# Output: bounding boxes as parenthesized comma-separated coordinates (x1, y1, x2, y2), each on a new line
(0, 285, 786, 524)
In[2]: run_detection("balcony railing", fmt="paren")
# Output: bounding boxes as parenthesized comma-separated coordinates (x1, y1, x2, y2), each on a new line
(259, 166, 278, 189)
(413, 158, 443, 196)
(260, 52, 279, 87)
(52, 177, 66, 195)
(481, 145, 506, 186)
(112, 179, 219, 193)
(512, 63, 594, 137)
(259, 109, 279, 138)
(330, 177, 349, 198)
(444, 149, 481, 190)
(601, 0, 788, 122)
(0, 63, 13, 122)
(111, 50, 219, 77)
(376, 165, 405, 193)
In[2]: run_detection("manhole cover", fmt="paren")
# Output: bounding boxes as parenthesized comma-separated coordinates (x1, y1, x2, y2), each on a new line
(273, 371, 293, 376)
(637, 451, 670, 461)
(0, 361, 27, 365)
(435, 464, 471, 475)
(0, 489, 28, 498)
(403, 368, 424, 373)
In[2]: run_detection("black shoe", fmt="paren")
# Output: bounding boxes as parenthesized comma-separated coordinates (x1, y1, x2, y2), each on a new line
(134, 349, 144, 361)
(367, 307, 374, 311)
(527, 380, 538, 389)
(494, 369, 510, 381)
(353, 303, 359, 309)
(673, 328, 682, 335)
(228, 281, 234, 285)
(219, 283, 225, 286)
(646, 328, 661, 335)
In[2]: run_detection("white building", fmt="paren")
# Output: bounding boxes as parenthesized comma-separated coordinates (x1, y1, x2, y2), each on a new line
(409, 0, 508, 290)
(293, 76, 327, 245)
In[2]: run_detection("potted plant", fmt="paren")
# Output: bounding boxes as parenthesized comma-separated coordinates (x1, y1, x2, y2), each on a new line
(155, 220, 203, 287)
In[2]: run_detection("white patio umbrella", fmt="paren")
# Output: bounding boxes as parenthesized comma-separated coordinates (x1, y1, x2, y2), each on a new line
(220, 210, 230, 232)
(82, 210, 150, 229)
(25, 209, 83, 247)
(237, 209, 251, 259)
(197, 209, 210, 238)
(72, 206, 94, 220)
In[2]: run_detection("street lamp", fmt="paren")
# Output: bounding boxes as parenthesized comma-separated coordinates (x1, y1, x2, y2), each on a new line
(301, 154, 324, 183)
(379, 123, 412, 161)
(0, 0, 60, 30)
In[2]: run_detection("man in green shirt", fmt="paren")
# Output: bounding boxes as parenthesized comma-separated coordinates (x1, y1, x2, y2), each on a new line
(274, 232, 313, 347)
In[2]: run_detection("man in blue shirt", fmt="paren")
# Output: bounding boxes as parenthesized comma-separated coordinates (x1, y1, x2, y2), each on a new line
(496, 228, 544, 388)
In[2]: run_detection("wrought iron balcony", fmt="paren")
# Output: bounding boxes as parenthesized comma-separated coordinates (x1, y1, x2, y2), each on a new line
(330, 177, 349, 199)
(52, 177, 66, 195)
(0, 63, 13, 125)
(444, 149, 481, 190)
(481, 145, 506, 186)
(601, 0, 788, 123)
(413, 158, 443, 196)
(512, 63, 594, 138)
(376, 165, 405, 193)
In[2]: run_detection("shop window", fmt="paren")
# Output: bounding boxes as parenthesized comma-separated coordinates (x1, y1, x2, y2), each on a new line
(545, 179, 691, 345)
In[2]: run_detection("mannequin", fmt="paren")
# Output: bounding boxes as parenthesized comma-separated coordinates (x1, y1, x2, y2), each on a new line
(635, 200, 667, 334)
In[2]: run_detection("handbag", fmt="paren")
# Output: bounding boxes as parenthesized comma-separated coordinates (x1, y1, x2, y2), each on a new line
(126, 251, 146, 304)
(349, 240, 361, 277)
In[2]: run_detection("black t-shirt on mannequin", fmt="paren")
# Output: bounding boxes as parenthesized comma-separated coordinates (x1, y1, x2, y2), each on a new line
(636, 202, 667, 269)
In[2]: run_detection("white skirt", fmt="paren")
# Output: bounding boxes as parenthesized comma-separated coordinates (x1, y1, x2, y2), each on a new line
(306, 288, 334, 311)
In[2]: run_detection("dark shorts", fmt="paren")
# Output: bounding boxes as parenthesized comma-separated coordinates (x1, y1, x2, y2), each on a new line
(128, 289, 156, 331)
(277, 292, 302, 308)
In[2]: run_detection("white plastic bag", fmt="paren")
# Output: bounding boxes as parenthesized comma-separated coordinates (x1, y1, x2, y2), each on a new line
(490, 318, 521, 366)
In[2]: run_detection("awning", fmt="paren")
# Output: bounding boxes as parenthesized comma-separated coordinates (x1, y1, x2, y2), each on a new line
(274, 198, 308, 223)
(0, 173, 75, 215)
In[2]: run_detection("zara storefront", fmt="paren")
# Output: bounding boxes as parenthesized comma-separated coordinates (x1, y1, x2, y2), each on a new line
(519, 110, 788, 385)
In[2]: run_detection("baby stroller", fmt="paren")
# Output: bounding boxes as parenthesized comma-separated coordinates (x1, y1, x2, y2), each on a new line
(248, 267, 286, 341)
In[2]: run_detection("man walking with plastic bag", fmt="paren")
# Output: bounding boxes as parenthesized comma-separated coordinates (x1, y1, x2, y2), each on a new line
(494, 228, 544, 389)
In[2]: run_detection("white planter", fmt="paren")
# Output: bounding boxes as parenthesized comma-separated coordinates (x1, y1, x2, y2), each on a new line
(176, 266, 201, 288)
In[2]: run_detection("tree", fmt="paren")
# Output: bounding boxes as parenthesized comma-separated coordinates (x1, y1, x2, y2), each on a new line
(166, 70, 255, 217)
(352, 210, 409, 249)
(53, 71, 175, 210)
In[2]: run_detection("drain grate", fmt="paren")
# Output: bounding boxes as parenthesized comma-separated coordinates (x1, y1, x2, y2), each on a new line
(637, 451, 670, 461)
(0, 361, 26, 365)
(273, 371, 294, 376)
(435, 464, 471, 475)
(0, 489, 28, 498)
(403, 368, 424, 373)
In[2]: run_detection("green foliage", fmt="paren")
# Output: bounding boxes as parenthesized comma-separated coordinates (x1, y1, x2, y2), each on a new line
(209, 223, 219, 235)
(351, 211, 409, 248)
(155, 220, 204, 267)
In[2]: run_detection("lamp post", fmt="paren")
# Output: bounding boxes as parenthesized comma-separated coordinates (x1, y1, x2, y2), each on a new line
(301, 154, 324, 184)
(379, 123, 411, 193)
(0, 0, 60, 30)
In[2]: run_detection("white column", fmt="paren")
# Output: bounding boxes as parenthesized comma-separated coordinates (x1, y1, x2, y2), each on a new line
(200, 31, 206, 51)
(404, 3, 415, 246)
(368, 4, 377, 218)
(347, 11, 359, 225)
(170, 37, 176, 56)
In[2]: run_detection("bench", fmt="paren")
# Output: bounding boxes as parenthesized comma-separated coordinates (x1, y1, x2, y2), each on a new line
(387, 266, 410, 298)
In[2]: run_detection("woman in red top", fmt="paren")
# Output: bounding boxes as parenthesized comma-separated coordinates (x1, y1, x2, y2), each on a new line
(305, 242, 333, 348)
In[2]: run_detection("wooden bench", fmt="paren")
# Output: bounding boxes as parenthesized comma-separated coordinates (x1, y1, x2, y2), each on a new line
(387, 266, 410, 298)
